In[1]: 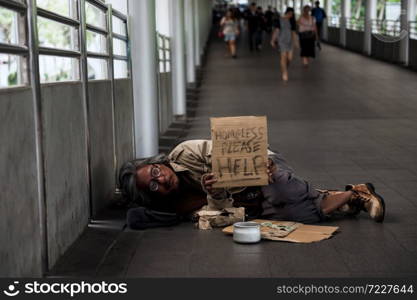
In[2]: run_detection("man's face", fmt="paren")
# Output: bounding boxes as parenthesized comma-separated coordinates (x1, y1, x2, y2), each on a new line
(136, 164, 179, 196)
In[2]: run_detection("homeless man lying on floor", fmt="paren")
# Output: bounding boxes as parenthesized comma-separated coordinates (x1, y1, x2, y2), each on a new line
(119, 139, 385, 229)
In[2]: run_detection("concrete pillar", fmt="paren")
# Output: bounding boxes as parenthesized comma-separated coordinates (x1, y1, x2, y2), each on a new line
(129, 0, 159, 157)
(364, 0, 377, 55)
(340, 0, 350, 46)
(171, 0, 186, 116)
(194, 0, 201, 67)
(185, 0, 196, 86)
(399, 0, 411, 65)
(323, 0, 332, 40)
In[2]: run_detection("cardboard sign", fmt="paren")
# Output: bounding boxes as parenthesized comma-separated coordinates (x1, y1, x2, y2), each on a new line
(210, 116, 269, 188)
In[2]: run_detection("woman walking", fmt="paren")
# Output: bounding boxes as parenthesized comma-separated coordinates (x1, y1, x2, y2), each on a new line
(298, 5, 317, 67)
(270, 7, 297, 82)
(220, 9, 240, 58)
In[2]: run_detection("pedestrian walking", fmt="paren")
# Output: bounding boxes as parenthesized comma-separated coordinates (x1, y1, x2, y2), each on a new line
(311, 1, 327, 49)
(298, 5, 318, 67)
(244, 2, 263, 52)
(220, 9, 240, 58)
(270, 7, 298, 82)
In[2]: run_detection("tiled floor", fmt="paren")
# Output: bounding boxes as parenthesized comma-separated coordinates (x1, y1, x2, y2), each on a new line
(50, 32, 417, 278)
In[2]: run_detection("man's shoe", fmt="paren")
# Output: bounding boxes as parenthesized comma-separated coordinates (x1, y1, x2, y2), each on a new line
(319, 190, 361, 216)
(345, 183, 385, 222)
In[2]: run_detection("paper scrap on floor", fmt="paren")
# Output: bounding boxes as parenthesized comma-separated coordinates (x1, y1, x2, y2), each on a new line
(222, 219, 339, 243)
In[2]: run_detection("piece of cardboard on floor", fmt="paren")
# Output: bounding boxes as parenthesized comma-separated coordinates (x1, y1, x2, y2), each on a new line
(222, 219, 339, 243)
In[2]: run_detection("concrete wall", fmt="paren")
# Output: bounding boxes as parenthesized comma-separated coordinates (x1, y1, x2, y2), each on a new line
(409, 39, 417, 70)
(371, 36, 401, 63)
(346, 30, 365, 53)
(0, 87, 43, 276)
(327, 27, 341, 45)
(41, 82, 90, 269)
(87, 80, 116, 216)
(114, 79, 135, 175)
(158, 72, 173, 134)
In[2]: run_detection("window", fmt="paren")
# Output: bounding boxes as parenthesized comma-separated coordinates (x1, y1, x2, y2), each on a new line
(0, 7, 22, 45)
(411, 1, 417, 39)
(39, 55, 79, 83)
(87, 57, 107, 80)
(330, 0, 341, 27)
(0, 53, 27, 88)
(111, 13, 129, 78)
(112, 37, 126, 56)
(85, 1, 109, 80)
(332, 0, 341, 16)
(157, 34, 170, 73)
(113, 59, 127, 79)
(37, 17, 79, 50)
(36, 0, 78, 19)
(86, 1, 106, 29)
(36, 0, 80, 83)
(86, 30, 107, 54)
(347, 0, 365, 31)
(0, 4, 27, 88)
(1, 0, 131, 87)
(111, 15, 126, 36)
(373, 0, 402, 36)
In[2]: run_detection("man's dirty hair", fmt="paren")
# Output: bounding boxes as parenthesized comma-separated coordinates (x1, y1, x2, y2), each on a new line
(118, 154, 170, 207)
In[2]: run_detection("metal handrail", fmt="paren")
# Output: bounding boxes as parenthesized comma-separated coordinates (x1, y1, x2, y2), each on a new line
(409, 21, 417, 40)
(346, 17, 365, 31)
(371, 19, 401, 36)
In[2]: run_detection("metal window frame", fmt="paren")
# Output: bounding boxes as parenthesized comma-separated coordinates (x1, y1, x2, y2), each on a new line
(111, 9, 129, 78)
(84, 0, 110, 80)
(157, 33, 171, 74)
(156, 32, 172, 134)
